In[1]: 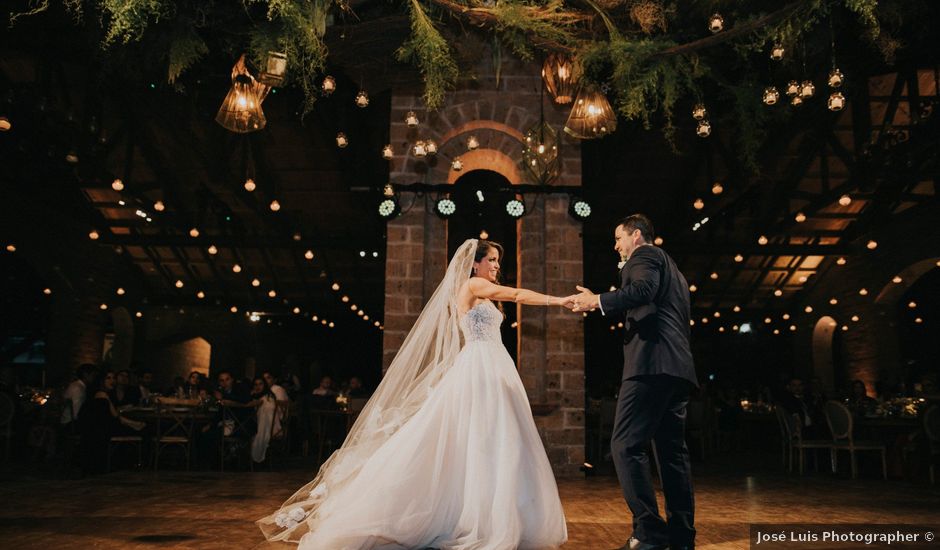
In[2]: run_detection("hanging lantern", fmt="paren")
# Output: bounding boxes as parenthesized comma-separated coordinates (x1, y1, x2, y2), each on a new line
(828, 68, 845, 88)
(355, 90, 370, 108)
(521, 121, 560, 184)
(564, 85, 617, 139)
(828, 91, 846, 112)
(762, 86, 780, 105)
(466, 135, 480, 150)
(321, 76, 336, 95)
(426, 140, 438, 156)
(215, 56, 266, 133)
(691, 103, 707, 120)
(696, 119, 711, 138)
(336, 132, 349, 148)
(785, 80, 800, 97)
(770, 43, 785, 61)
(541, 53, 580, 105)
(382, 144, 394, 160)
(258, 51, 288, 87)
(708, 13, 724, 33)
(405, 111, 419, 127)
(451, 157, 463, 171)
(413, 140, 428, 158)
(800, 80, 815, 98)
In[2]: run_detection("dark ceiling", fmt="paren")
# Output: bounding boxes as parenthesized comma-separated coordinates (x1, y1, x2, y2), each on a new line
(1, 2, 939, 348)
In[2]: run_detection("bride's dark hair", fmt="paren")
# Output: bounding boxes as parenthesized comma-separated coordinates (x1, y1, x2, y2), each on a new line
(473, 240, 504, 283)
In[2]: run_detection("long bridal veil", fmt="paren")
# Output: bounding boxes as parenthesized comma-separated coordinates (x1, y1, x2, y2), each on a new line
(258, 238, 479, 542)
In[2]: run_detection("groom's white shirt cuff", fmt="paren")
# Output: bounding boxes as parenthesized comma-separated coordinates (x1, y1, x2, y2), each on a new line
(598, 296, 605, 315)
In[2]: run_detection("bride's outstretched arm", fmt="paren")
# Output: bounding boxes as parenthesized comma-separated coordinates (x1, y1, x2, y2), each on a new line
(468, 277, 571, 307)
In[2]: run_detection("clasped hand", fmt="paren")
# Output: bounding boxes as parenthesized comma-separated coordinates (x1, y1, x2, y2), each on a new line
(562, 285, 598, 313)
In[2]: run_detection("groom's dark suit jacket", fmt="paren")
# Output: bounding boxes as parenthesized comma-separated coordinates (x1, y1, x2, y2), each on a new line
(599, 245, 697, 387)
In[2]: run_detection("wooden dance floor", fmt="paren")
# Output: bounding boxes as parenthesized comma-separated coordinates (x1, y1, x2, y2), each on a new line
(1, 455, 937, 549)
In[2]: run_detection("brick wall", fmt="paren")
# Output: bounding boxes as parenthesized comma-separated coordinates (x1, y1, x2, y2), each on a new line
(383, 45, 586, 476)
(794, 202, 940, 395)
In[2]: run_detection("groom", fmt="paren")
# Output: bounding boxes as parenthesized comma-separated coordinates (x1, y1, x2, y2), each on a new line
(569, 214, 697, 550)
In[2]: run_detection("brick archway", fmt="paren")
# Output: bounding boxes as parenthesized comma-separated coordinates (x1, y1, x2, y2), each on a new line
(446, 149, 523, 185)
(384, 50, 585, 476)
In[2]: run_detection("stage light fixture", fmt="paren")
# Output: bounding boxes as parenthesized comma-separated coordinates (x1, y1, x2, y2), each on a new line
(568, 198, 591, 221)
(435, 198, 457, 219)
(378, 198, 400, 220)
(505, 198, 526, 219)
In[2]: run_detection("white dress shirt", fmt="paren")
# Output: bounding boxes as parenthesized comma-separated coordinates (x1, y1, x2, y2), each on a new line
(60, 379, 86, 424)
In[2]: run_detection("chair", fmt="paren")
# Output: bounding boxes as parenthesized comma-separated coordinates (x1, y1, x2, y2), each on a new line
(781, 410, 833, 475)
(107, 433, 143, 472)
(153, 405, 194, 470)
(0, 393, 14, 460)
(823, 400, 887, 479)
(220, 403, 255, 472)
(923, 406, 939, 484)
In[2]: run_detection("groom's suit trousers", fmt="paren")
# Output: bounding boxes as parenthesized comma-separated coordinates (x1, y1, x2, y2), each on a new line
(611, 374, 695, 547)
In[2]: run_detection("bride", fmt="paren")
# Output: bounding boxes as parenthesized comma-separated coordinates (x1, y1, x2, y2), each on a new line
(258, 239, 570, 549)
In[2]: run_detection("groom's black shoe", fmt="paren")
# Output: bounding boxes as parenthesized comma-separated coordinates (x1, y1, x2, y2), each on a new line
(615, 536, 668, 550)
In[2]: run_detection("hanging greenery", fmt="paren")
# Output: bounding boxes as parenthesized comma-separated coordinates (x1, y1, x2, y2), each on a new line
(11, 0, 900, 148)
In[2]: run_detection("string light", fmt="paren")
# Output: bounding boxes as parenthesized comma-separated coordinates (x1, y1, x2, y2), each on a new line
(153, 200, 166, 211)
(175, 280, 184, 288)
(244, 178, 256, 192)
(251, 278, 261, 287)
(197, 291, 205, 299)
(208, 245, 218, 255)
(892, 276, 903, 284)
(734, 254, 744, 263)
(111, 178, 124, 191)
(268, 290, 277, 298)
(89, 230, 100, 240)
(305, 250, 315, 260)
(839, 194, 852, 206)
(270, 200, 281, 212)
(189, 228, 200, 238)
(836, 257, 847, 265)
(232, 264, 242, 273)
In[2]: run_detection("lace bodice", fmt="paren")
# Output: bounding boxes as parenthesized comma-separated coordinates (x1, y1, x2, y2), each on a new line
(460, 301, 503, 343)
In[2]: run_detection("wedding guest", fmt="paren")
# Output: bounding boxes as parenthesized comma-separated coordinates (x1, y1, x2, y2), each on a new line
(250, 376, 279, 464)
(61, 364, 96, 427)
(312, 375, 337, 397)
(776, 377, 820, 435)
(184, 371, 206, 398)
(166, 376, 186, 397)
(112, 369, 141, 407)
(846, 379, 878, 417)
(263, 371, 290, 403)
(78, 370, 145, 473)
(346, 376, 369, 398)
(137, 370, 154, 403)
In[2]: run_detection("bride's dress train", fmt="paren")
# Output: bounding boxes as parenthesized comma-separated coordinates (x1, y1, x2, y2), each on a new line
(292, 300, 566, 549)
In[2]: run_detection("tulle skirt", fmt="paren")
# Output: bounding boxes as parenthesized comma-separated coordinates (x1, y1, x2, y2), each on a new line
(297, 340, 567, 549)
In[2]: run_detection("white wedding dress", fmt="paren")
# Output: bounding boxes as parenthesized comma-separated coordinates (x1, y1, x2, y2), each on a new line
(291, 300, 567, 549)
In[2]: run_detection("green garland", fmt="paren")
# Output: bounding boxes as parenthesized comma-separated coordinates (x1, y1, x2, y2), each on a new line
(11, 0, 898, 157)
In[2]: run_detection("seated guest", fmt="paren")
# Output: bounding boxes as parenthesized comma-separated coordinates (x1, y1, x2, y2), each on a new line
(250, 376, 279, 464)
(78, 370, 145, 473)
(138, 370, 154, 403)
(61, 364, 96, 427)
(166, 376, 186, 398)
(199, 370, 253, 466)
(111, 369, 141, 407)
(312, 375, 337, 397)
(846, 379, 878, 417)
(310, 375, 339, 411)
(776, 377, 819, 435)
(184, 371, 206, 398)
(263, 371, 290, 403)
(346, 376, 369, 398)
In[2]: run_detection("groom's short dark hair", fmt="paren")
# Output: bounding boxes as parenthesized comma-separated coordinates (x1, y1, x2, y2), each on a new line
(619, 214, 655, 242)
